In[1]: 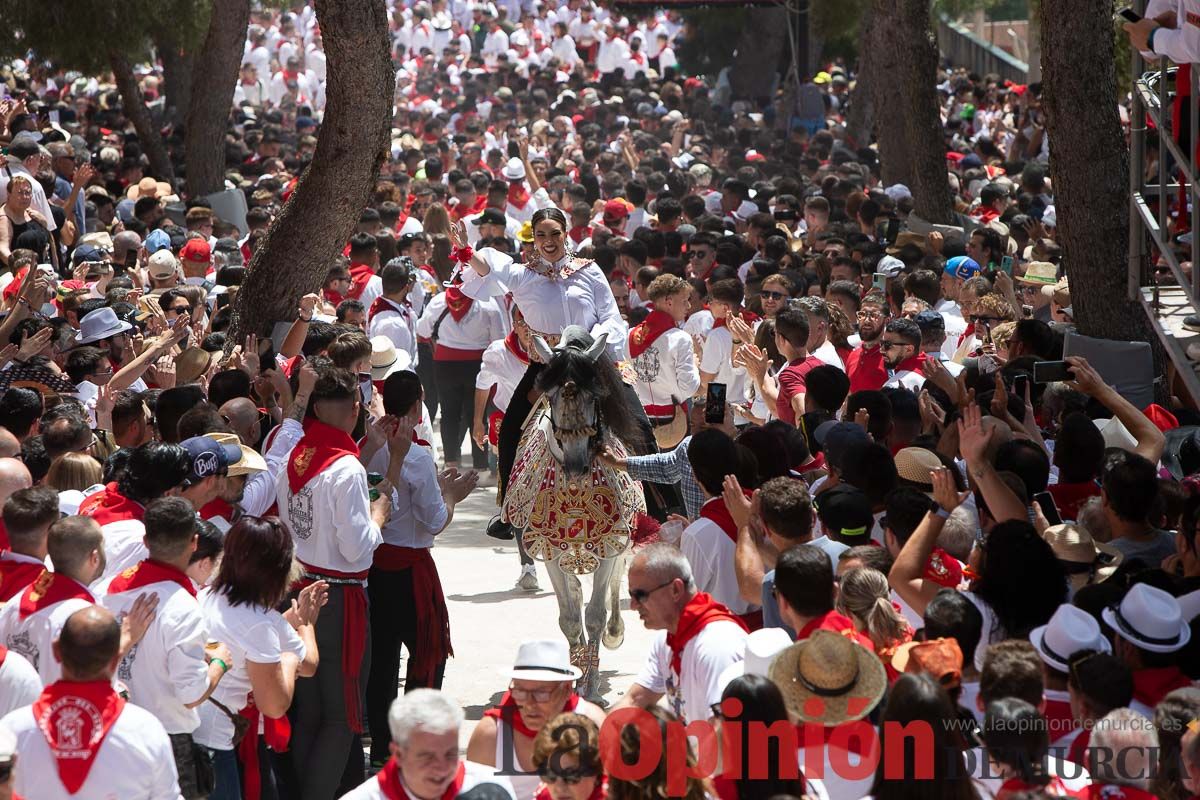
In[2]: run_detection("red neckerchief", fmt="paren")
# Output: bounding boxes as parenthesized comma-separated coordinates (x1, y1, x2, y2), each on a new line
(1132, 666, 1192, 708)
(891, 352, 928, 375)
(19, 570, 94, 621)
(34, 680, 126, 795)
(323, 286, 345, 306)
(483, 691, 581, 739)
(958, 322, 976, 346)
(569, 224, 592, 244)
(795, 609, 875, 652)
(628, 309, 677, 358)
(281, 69, 298, 82)
(923, 547, 963, 588)
(412, 429, 433, 449)
(507, 182, 531, 209)
(699, 491, 753, 542)
(377, 759, 466, 800)
(346, 262, 375, 300)
(972, 206, 1001, 224)
(287, 419, 359, 493)
(0, 556, 46, 603)
(78, 482, 145, 527)
(200, 497, 236, 525)
(712, 309, 761, 329)
(107, 558, 197, 598)
(452, 195, 488, 221)
(444, 285, 474, 321)
(667, 593, 748, 676)
(369, 296, 408, 322)
(505, 331, 530, 365)
(996, 775, 1076, 800)
(537, 776, 607, 800)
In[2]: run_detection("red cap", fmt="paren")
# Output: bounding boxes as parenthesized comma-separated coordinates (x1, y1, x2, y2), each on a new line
(180, 239, 212, 263)
(603, 198, 631, 220)
(1143, 403, 1180, 432)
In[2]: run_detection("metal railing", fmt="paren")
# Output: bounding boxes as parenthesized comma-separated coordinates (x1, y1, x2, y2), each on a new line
(1128, 0, 1200, 404)
(935, 14, 1029, 83)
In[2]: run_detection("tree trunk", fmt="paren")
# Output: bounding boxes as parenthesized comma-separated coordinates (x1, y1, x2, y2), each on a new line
(232, 0, 394, 338)
(1039, 0, 1162, 353)
(1025, 8, 1042, 82)
(158, 33, 195, 128)
(185, 0, 251, 198)
(866, 2, 911, 188)
(845, 7, 877, 151)
(730, 7, 788, 103)
(893, 0, 953, 223)
(110, 52, 175, 182)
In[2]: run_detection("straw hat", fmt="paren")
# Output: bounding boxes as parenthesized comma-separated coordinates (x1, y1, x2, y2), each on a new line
(1042, 523, 1122, 592)
(125, 176, 175, 201)
(1017, 261, 1058, 286)
(886, 231, 926, 255)
(768, 629, 886, 726)
(208, 432, 268, 477)
(894, 447, 942, 489)
(174, 347, 212, 385)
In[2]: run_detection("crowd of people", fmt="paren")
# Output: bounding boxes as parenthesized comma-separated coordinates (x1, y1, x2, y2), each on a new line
(0, 1, 1199, 800)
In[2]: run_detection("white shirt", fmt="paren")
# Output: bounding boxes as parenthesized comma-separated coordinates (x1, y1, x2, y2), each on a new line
(630, 326, 701, 414)
(366, 443, 448, 550)
(700, 326, 751, 425)
(357, 274, 385, 312)
(1, 699, 182, 800)
(242, 417, 305, 517)
(275, 450, 383, 574)
(798, 742, 874, 800)
(342, 760, 516, 800)
(369, 297, 419, 363)
(475, 339, 529, 413)
(460, 249, 628, 360)
(0, 579, 93, 685)
(95, 517, 149, 586)
(482, 28, 510, 64)
(97, 573, 210, 735)
(416, 291, 505, 352)
(551, 34, 578, 65)
(680, 510, 754, 615)
(812, 340, 845, 371)
(634, 618, 747, 724)
(194, 588, 305, 750)
(683, 308, 714, 340)
(0, 647, 41, 718)
(883, 369, 926, 392)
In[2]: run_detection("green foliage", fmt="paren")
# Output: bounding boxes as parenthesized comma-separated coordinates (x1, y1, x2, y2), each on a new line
(0, 0, 211, 71)
(811, 0, 867, 42)
(676, 8, 746, 77)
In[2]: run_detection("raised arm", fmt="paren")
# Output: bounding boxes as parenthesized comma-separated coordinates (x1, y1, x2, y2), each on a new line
(1066, 356, 1166, 464)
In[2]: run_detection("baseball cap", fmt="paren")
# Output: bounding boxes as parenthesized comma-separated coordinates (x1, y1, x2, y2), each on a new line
(179, 239, 212, 263)
(180, 436, 243, 485)
(812, 421, 870, 471)
(913, 309, 945, 335)
(944, 256, 980, 280)
(473, 207, 506, 226)
(144, 229, 172, 254)
(71, 244, 109, 266)
(603, 198, 631, 221)
(814, 484, 874, 540)
(147, 250, 180, 280)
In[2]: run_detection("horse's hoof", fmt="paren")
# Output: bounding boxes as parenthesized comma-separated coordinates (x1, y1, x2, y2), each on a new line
(602, 625, 624, 650)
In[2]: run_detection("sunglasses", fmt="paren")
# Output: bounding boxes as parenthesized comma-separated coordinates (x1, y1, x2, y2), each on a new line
(167, 305, 192, 315)
(629, 579, 675, 604)
(880, 341, 907, 350)
(538, 768, 592, 786)
(760, 290, 788, 301)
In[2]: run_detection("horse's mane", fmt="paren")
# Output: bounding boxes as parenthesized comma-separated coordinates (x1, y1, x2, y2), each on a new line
(536, 348, 653, 456)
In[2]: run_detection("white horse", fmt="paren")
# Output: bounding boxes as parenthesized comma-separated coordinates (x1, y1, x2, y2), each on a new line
(502, 329, 647, 702)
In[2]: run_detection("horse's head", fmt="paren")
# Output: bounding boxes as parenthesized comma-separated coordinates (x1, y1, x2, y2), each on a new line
(532, 328, 609, 479)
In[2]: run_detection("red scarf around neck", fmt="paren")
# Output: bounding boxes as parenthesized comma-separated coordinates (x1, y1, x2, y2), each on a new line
(628, 309, 677, 358)
(78, 482, 145, 527)
(19, 570, 94, 621)
(369, 296, 409, 322)
(444, 285, 474, 322)
(1132, 666, 1192, 708)
(699, 491, 753, 542)
(347, 262, 375, 300)
(483, 691, 581, 739)
(107, 559, 197, 598)
(201, 497, 237, 525)
(452, 194, 488, 221)
(0, 556, 46, 602)
(34, 680, 126, 794)
(891, 351, 928, 375)
(666, 593, 748, 676)
(713, 309, 761, 329)
(536, 776, 607, 800)
(287, 419, 360, 493)
(505, 330, 530, 365)
(507, 182, 531, 209)
(569, 224, 592, 244)
(377, 759, 466, 800)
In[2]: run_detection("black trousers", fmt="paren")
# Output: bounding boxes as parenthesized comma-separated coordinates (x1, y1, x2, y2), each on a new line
(416, 342, 439, 420)
(365, 565, 447, 764)
(434, 357, 487, 468)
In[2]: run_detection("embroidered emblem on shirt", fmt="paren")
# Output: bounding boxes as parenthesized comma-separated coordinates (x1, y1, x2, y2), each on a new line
(632, 349, 662, 384)
(9, 630, 37, 670)
(288, 486, 315, 540)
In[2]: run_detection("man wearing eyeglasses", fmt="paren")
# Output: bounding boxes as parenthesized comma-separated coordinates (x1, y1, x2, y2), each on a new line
(845, 291, 890, 393)
(614, 543, 748, 725)
(880, 319, 927, 392)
